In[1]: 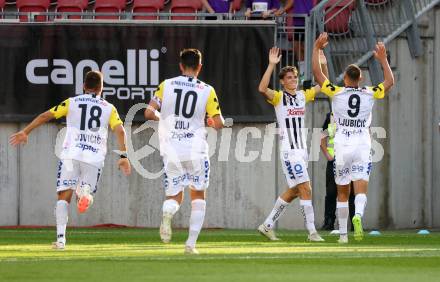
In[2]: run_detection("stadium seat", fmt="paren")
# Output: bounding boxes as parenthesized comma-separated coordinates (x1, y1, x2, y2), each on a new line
(16, 0, 51, 22)
(56, 0, 89, 19)
(170, 0, 202, 20)
(94, 0, 126, 20)
(132, 0, 164, 20)
(231, 0, 242, 13)
(324, 0, 356, 35)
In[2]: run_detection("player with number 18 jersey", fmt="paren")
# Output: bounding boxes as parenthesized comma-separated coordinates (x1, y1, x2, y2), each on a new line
(9, 71, 131, 250)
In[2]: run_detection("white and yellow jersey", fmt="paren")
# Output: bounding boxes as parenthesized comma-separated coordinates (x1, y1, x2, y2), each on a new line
(50, 94, 122, 168)
(320, 79, 385, 146)
(267, 88, 316, 152)
(153, 75, 221, 161)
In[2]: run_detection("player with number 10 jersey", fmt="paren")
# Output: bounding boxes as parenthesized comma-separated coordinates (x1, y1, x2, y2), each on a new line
(144, 48, 224, 254)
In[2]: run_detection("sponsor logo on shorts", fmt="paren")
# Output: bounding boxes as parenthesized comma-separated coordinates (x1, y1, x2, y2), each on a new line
(172, 173, 200, 186)
(351, 164, 365, 173)
(338, 167, 350, 177)
(57, 179, 77, 187)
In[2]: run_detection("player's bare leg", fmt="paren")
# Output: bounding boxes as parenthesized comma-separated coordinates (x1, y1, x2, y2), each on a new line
(258, 186, 299, 241)
(160, 192, 183, 243)
(53, 189, 73, 250)
(297, 182, 324, 242)
(352, 180, 368, 241)
(337, 184, 350, 243)
(184, 188, 206, 255)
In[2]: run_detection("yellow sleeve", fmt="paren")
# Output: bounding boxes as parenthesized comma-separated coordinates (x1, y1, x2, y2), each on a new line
(267, 90, 282, 106)
(368, 83, 385, 99)
(320, 79, 343, 98)
(304, 88, 316, 103)
(153, 81, 165, 103)
(49, 98, 70, 119)
(109, 105, 123, 130)
(206, 88, 222, 117)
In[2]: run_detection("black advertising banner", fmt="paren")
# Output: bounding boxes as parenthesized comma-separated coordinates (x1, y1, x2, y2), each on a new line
(0, 22, 276, 122)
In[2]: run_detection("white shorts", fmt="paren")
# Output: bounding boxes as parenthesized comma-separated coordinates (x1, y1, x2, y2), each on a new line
(163, 157, 210, 197)
(56, 159, 102, 193)
(280, 150, 310, 188)
(334, 143, 372, 185)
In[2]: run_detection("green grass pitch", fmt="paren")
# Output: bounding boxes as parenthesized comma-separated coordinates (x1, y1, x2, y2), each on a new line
(0, 228, 439, 282)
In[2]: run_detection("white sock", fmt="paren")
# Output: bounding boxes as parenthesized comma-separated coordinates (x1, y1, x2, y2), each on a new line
(186, 199, 206, 248)
(162, 199, 180, 217)
(300, 200, 317, 235)
(337, 201, 349, 235)
(263, 197, 289, 230)
(354, 193, 367, 217)
(55, 200, 68, 244)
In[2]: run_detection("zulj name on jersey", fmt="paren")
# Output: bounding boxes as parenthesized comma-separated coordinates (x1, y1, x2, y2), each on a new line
(25, 49, 160, 100)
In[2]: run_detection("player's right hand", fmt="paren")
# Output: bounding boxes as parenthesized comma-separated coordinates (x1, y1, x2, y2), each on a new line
(269, 47, 281, 65)
(373, 42, 387, 62)
(315, 32, 329, 50)
(118, 158, 132, 176)
(9, 131, 28, 146)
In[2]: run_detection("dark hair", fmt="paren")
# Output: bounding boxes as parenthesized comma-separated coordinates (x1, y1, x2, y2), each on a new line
(84, 70, 103, 91)
(278, 66, 298, 80)
(180, 48, 202, 70)
(345, 64, 361, 81)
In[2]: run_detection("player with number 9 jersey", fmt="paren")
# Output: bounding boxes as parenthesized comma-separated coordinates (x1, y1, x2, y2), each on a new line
(312, 32, 394, 243)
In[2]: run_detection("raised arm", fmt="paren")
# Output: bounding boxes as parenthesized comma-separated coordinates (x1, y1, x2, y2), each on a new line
(9, 110, 55, 146)
(373, 42, 394, 92)
(310, 50, 329, 94)
(258, 47, 281, 101)
(312, 32, 329, 87)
